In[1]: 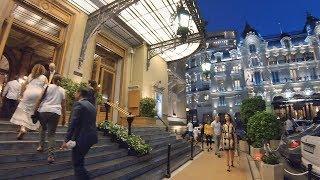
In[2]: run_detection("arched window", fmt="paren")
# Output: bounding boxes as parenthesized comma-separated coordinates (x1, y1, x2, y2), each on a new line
(283, 39, 291, 49)
(249, 44, 257, 53)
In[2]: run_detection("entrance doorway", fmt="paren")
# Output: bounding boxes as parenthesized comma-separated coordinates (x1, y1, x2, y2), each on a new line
(4, 27, 56, 78)
(92, 44, 121, 121)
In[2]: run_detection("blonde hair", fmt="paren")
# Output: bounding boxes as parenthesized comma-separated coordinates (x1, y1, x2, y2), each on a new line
(31, 64, 46, 79)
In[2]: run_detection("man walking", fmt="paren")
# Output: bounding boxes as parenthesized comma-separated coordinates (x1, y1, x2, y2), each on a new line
(211, 115, 221, 158)
(1, 76, 21, 118)
(61, 87, 98, 179)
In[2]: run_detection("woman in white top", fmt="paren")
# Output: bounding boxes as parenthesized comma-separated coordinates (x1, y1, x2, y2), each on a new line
(10, 64, 48, 139)
(37, 74, 66, 163)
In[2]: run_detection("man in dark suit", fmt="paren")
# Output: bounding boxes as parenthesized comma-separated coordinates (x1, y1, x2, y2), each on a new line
(61, 87, 98, 179)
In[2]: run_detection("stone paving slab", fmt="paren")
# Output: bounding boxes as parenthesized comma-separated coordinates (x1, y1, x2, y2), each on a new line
(172, 150, 247, 180)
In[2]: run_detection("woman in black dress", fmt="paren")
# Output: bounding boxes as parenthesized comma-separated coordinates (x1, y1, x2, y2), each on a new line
(222, 113, 236, 172)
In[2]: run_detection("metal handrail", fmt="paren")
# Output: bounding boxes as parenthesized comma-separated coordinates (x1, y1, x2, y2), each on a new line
(156, 115, 169, 131)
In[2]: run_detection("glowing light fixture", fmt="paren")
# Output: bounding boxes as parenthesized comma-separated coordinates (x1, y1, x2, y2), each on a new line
(174, 1, 191, 42)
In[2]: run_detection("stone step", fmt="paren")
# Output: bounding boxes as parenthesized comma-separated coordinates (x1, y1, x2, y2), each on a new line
(0, 121, 68, 132)
(0, 144, 119, 163)
(145, 135, 176, 144)
(22, 155, 151, 180)
(0, 138, 109, 151)
(131, 128, 166, 134)
(0, 149, 128, 179)
(0, 131, 106, 141)
(94, 144, 193, 180)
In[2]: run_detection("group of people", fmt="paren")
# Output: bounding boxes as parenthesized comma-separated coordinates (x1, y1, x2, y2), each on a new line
(0, 63, 99, 179)
(186, 113, 237, 172)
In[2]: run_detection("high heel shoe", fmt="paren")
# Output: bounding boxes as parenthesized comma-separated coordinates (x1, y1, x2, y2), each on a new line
(47, 156, 55, 164)
(227, 165, 231, 172)
(231, 161, 235, 167)
(37, 146, 44, 152)
(17, 130, 26, 140)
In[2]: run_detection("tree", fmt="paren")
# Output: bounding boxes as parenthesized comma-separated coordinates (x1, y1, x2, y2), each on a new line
(240, 96, 266, 127)
(247, 111, 282, 147)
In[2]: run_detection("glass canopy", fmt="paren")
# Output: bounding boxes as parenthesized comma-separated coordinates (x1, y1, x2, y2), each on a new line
(68, 0, 201, 61)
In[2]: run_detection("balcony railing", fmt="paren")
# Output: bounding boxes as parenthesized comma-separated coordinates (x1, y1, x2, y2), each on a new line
(272, 75, 320, 85)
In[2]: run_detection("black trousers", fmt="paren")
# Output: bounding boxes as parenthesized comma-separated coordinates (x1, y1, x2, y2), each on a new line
(2, 98, 18, 119)
(206, 135, 213, 147)
(72, 144, 91, 180)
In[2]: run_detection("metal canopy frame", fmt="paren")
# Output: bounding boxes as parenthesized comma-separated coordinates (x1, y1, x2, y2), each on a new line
(78, 0, 205, 70)
(78, 0, 139, 68)
(146, 0, 205, 70)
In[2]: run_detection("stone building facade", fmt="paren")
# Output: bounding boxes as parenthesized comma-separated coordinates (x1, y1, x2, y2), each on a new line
(186, 14, 320, 123)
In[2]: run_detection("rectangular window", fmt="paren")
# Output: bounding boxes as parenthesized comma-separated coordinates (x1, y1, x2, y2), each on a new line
(234, 80, 241, 90)
(235, 94, 242, 105)
(254, 71, 262, 85)
(219, 96, 226, 106)
(232, 65, 241, 73)
(271, 71, 280, 84)
(218, 82, 225, 92)
(290, 69, 297, 81)
(249, 44, 256, 53)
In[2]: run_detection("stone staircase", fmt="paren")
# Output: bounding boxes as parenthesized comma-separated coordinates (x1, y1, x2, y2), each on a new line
(0, 120, 201, 179)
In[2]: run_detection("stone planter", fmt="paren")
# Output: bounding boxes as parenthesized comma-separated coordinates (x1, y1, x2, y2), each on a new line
(269, 140, 280, 151)
(239, 140, 249, 153)
(250, 145, 263, 161)
(260, 162, 284, 180)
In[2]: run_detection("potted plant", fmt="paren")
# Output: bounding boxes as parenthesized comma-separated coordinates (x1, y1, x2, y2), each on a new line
(240, 97, 266, 153)
(139, 97, 157, 118)
(261, 152, 284, 180)
(247, 111, 282, 159)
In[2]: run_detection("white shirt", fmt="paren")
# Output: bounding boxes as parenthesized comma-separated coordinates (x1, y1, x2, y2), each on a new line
(211, 121, 221, 135)
(285, 119, 293, 131)
(193, 127, 199, 138)
(187, 122, 193, 132)
(38, 84, 65, 115)
(2, 80, 21, 100)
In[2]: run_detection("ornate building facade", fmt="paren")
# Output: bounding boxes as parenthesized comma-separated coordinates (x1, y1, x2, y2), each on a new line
(186, 13, 320, 123)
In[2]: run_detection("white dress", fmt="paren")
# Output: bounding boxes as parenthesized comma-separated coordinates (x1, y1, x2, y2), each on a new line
(10, 75, 47, 130)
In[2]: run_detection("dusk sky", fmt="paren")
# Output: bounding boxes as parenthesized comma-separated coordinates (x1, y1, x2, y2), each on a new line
(198, 0, 320, 37)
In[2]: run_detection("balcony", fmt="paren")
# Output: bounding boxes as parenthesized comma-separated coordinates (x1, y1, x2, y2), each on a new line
(230, 70, 242, 77)
(214, 71, 227, 81)
(272, 75, 320, 85)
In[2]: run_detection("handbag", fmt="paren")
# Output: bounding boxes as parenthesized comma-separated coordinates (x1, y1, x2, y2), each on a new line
(31, 86, 48, 124)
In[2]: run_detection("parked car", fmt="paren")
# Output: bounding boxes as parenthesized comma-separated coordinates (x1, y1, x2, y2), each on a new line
(293, 119, 312, 133)
(301, 134, 320, 177)
(279, 124, 320, 166)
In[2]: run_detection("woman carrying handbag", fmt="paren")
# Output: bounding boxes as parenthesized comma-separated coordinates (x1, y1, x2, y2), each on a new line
(10, 64, 48, 140)
(36, 74, 66, 163)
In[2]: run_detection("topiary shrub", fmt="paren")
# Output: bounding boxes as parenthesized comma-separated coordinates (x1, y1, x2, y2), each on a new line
(240, 96, 266, 127)
(262, 152, 280, 165)
(247, 111, 282, 148)
(61, 78, 102, 110)
(139, 97, 157, 118)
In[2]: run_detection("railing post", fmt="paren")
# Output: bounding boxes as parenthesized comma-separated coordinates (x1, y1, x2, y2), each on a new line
(190, 138, 194, 160)
(104, 101, 110, 121)
(165, 144, 171, 178)
(201, 136, 204, 151)
(127, 114, 134, 135)
(307, 164, 312, 180)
